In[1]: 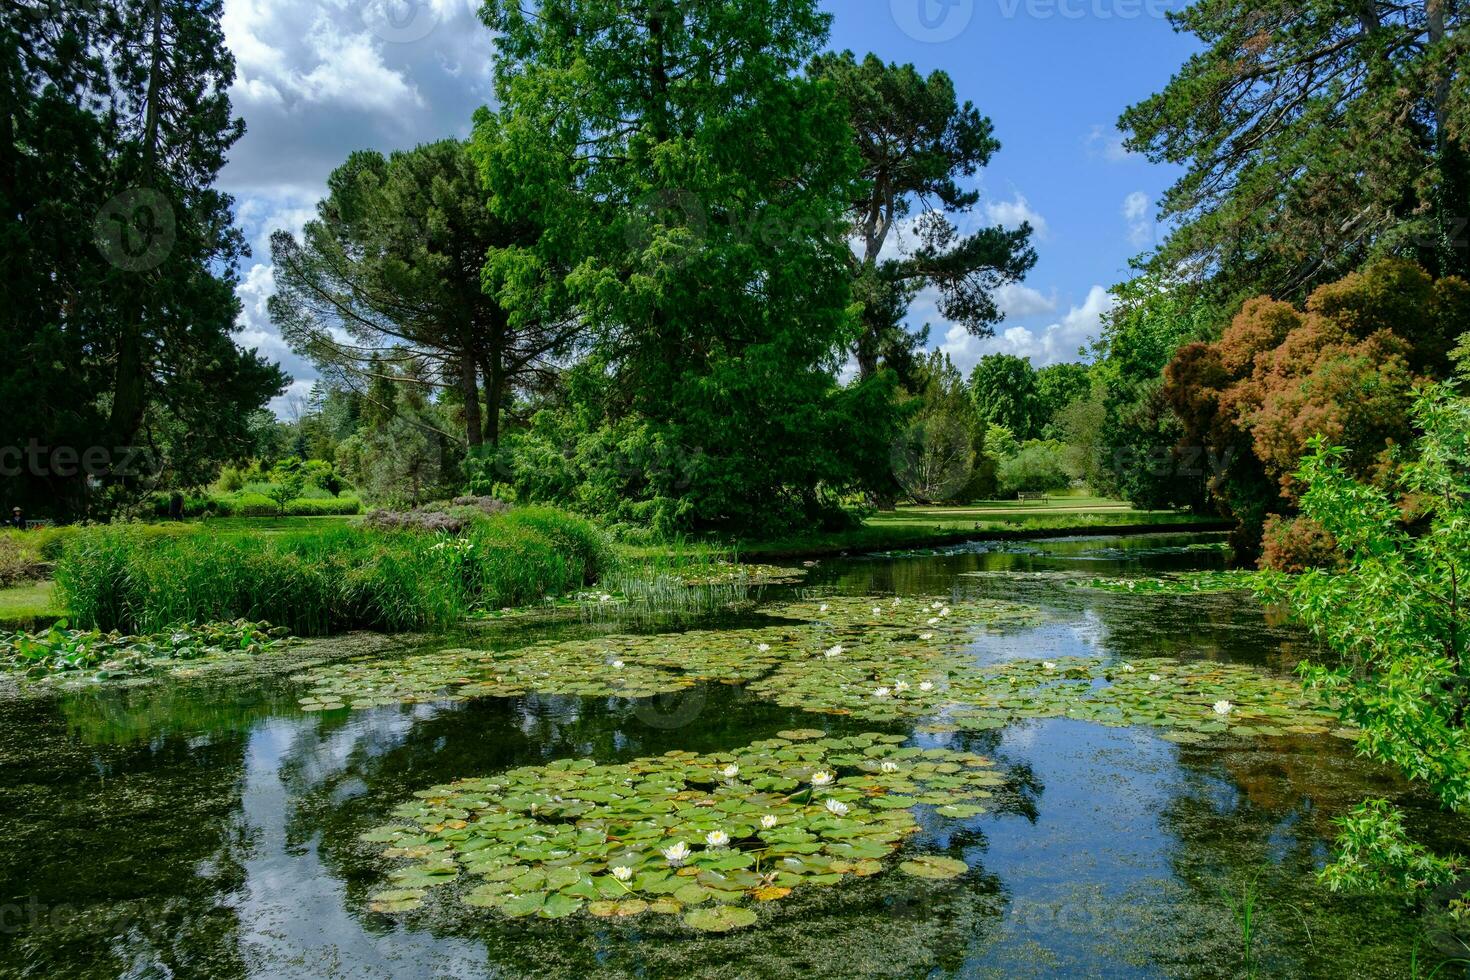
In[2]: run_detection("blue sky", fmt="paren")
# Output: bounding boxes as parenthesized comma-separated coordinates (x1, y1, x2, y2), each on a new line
(217, 0, 1198, 413)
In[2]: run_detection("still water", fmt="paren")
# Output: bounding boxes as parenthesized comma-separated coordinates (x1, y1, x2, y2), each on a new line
(0, 533, 1463, 978)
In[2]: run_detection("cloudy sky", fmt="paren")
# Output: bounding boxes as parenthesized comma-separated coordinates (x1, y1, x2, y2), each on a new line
(217, 0, 1197, 413)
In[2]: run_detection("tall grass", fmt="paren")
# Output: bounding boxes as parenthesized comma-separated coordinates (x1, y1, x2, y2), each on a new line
(54, 508, 611, 636)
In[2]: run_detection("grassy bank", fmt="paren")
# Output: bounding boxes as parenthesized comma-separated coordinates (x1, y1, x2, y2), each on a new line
(0, 582, 63, 631)
(53, 507, 610, 636)
(618, 499, 1221, 560)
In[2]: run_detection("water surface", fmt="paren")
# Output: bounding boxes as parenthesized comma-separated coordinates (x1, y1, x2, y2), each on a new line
(0, 533, 1462, 978)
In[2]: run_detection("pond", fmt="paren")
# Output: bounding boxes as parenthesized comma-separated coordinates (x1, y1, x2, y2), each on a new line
(0, 532, 1464, 978)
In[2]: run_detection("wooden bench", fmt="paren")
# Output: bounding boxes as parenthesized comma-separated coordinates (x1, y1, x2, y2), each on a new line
(1017, 491, 1050, 504)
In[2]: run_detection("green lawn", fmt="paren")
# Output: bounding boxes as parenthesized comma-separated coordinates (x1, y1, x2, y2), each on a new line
(0, 581, 63, 630)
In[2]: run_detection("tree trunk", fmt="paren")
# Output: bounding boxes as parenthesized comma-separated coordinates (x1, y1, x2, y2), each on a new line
(459, 355, 483, 449)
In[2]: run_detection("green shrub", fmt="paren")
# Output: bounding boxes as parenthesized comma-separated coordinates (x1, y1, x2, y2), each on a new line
(284, 495, 362, 516)
(51, 506, 605, 635)
(996, 441, 1074, 497)
(55, 525, 464, 635)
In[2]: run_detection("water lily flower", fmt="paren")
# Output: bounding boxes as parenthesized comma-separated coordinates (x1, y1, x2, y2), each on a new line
(1149, 674, 1162, 682)
(880, 761, 900, 774)
(927, 617, 939, 626)
(757, 643, 771, 652)
(824, 798, 850, 817)
(825, 644, 844, 658)
(919, 681, 934, 692)
(919, 632, 934, 641)
(893, 680, 909, 692)
(662, 841, 691, 866)
(931, 602, 943, 610)
(760, 814, 778, 829)
(819, 604, 829, 613)
(810, 770, 834, 787)
(873, 687, 891, 698)
(1119, 663, 1136, 673)
(721, 763, 740, 779)
(1043, 661, 1057, 671)
(892, 598, 902, 606)
(939, 607, 951, 617)
(611, 865, 633, 882)
(1213, 700, 1233, 716)
(611, 660, 624, 669)
(873, 606, 883, 615)
(705, 829, 730, 848)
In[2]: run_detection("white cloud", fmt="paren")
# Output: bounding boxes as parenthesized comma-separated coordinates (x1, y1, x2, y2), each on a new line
(985, 194, 1049, 239)
(993, 282, 1058, 319)
(1122, 191, 1153, 247)
(940, 284, 1114, 372)
(218, 0, 496, 414)
(1085, 124, 1137, 163)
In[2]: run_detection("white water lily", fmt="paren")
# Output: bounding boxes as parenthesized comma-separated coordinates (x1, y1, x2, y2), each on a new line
(931, 601, 943, 610)
(880, 760, 900, 773)
(819, 604, 829, 613)
(893, 680, 909, 692)
(611, 660, 625, 669)
(611, 865, 633, 882)
(760, 814, 778, 829)
(1043, 661, 1057, 671)
(872, 606, 883, 615)
(919, 632, 934, 640)
(661, 841, 691, 866)
(824, 798, 850, 817)
(1149, 674, 1162, 682)
(825, 644, 844, 658)
(919, 681, 934, 692)
(705, 829, 730, 848)
(810, 770, 834, 787)
(1213, 700, 1234, 716)
(1119, 663, 1136, 673)
(757, 643, 771, 653)
(721, 763, 740, 779)
(927, 617, 940, 626)
(939, 606, 951, 617)
(873, 687, 891, 698)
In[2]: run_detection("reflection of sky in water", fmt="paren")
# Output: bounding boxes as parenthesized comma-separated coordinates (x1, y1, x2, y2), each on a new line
(0, 532, 1463, 977)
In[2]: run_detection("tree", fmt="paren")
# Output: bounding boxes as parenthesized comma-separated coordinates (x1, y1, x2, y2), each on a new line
(1164, 259, 1470, 560)
(0, 0, 284, 517)
(1269, 384, 1470, 892)
(1121, 0, 1470, 303)
(1033, 362, 1091, 437)
(890, 352, 982, 504)
(968, 353, 1038, 438)
(475, 0, 897, 533)
(810, 51, 1036, 382)
(270, 139, 576, 450)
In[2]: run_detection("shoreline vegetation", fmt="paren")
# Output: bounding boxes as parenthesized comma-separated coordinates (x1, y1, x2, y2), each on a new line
(0, 498, 1221, 632)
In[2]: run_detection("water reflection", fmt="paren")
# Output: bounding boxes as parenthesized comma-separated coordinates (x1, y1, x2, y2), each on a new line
(0, 533, 1464, 977)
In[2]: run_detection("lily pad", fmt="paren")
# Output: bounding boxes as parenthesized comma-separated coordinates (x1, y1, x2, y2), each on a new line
(684, 905, 758, 932)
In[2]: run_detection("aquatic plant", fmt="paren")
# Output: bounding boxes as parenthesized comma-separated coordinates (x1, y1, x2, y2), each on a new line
(357, 731, 1000, 928)
(1, 619, 295, 680)
(1064, 570, 1265, 595)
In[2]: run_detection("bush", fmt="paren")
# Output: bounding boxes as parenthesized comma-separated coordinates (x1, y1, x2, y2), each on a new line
(996, 441, 1073, 497)
(362, 496, 511, 535)
(1259, 514, 1339, 572)
(52, 505, 608, 634)
(283, 495, 362, 516)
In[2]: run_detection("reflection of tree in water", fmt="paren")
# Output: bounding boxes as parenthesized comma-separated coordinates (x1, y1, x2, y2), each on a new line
(1142, 737, 1454, 978)
(0, 691, 249, 977)
(270, 686, 1034, 978)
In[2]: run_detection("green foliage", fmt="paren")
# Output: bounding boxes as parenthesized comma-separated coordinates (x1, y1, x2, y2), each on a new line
(1, 0, 286, 519)
(995, 441, 1073, 497)
(1317, 800, 1465, 896)
(1121, 0, 1470, 299)
(474, 0, 898, 534)
(1270, 383, 1470, 886)
(891, 353, 981, 504)
(52, 506, 609, 635)
(808, 51, 1034, 381)
(968, 354, 1039, 438)
(2, 619, 293, 680)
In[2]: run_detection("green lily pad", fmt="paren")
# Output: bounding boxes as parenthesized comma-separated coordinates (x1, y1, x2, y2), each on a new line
(683, 905, 758, 932)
